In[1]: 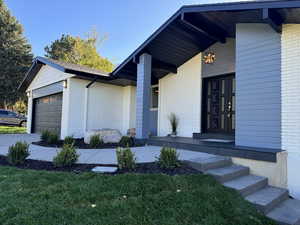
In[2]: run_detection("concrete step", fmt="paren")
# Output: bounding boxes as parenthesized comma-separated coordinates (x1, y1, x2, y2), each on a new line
(223, 175, 268, 197)
(185, 156, 232, 172)
(245, 186, 289, 214)
(267, 199, 300, 225)
(205, 165, 249, 183)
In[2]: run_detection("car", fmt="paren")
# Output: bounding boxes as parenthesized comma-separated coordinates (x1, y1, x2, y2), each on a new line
(0, 109, 27, 127)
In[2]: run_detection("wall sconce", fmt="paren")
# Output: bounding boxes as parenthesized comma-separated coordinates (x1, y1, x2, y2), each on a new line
(26, 92, 31, 97)
(63, 80, 68, 88)
(203, 52, 216, 64)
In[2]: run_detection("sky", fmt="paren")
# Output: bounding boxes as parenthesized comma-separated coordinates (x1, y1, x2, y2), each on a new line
(5, 0, 249, 65)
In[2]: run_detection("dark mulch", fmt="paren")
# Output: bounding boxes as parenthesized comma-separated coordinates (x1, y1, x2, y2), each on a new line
(32, 138, 144, 149)
(0, 155, 199, 175)
(0, 155, 110, 172)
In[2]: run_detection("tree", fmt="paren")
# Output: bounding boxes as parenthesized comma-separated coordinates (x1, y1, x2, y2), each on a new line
(45, 31, 114, 73)
(0, 1, 33, 109)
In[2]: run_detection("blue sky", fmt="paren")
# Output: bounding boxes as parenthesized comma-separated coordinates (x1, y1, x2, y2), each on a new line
(6, 0, 248, 65)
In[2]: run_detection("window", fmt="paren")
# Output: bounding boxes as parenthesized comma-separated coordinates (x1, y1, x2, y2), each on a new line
(150, 86, 159, 109)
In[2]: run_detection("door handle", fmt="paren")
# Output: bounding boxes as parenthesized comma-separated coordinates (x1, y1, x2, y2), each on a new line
(227, 102, 232, 118)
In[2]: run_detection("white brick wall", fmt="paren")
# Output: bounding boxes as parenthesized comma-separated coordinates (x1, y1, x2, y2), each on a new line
(281, 24, 300, 199)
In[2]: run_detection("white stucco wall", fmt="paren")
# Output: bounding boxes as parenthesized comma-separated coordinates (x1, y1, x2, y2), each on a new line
(158, 53, 201, 137)
(27, 65, 72, 91)
(122, 86, 136, 133)
(62, 77, 136, 138)
(281, 24, 300, 199)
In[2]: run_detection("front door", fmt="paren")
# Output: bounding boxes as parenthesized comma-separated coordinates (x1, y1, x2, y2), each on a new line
(203, 74, 235, 134)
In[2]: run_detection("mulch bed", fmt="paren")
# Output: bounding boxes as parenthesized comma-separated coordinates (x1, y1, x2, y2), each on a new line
(0, 155, 200, 175)
(32, 138, 144, 149)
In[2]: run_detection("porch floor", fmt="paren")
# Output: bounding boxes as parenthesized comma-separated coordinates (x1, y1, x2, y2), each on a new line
(147, 136, 282, 163)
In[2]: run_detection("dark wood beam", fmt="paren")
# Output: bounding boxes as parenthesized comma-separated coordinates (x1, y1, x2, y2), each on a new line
(152, 58, 177, 74)
(180, 13, 226, 43)
(262, 8, 283, 33)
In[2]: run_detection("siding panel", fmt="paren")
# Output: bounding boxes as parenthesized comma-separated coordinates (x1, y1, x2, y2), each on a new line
(235, 24, 281, 149)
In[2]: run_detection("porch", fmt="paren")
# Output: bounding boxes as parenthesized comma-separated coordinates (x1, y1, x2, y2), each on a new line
(147, 136, 281, 163)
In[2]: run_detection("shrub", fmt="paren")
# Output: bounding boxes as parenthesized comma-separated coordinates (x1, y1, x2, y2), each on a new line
(7, 141, 30, 165)
(119, 136, 134, 147)
(41, 130, 59, 145)
(89, 135, 103, 148)
(168, 113, 179, 135)
(158, 147, 180, 169)
(116, 147, 136, 170)
(41, 130, 51, 142)
(64, 136, 74, 145)
(47, 133, 59, 145)
(53, 144, 79, 167)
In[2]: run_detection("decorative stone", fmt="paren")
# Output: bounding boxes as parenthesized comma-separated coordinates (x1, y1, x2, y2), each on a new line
(84, 129, 122, 144)
(91, 166, 118, 173)
(127, 128, 136, 137)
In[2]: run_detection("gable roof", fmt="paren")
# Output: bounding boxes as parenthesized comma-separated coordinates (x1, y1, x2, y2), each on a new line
(19, 57, 134, 91)
(112, 0, 300, 81)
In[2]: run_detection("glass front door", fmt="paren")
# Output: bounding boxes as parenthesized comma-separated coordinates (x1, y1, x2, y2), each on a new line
(203, 74, 235, 134)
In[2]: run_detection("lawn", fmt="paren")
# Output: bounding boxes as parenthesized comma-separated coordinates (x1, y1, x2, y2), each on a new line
(0, 167, 276, 225)
(0, 126, 26, 134)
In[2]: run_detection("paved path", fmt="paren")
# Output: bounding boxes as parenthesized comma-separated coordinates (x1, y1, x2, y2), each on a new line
(0, 134, 216, 165)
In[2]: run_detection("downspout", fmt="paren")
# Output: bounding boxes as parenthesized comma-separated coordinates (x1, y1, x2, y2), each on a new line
(84, 77, 97, 132)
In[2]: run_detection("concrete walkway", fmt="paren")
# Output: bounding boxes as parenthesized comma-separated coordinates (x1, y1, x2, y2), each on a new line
(0, 134, 216, 165)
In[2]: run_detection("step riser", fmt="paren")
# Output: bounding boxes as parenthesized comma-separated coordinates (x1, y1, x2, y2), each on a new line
(207, 167, 250, 183)
(255, 191, 289, 214)
(240, 179, 268, 197)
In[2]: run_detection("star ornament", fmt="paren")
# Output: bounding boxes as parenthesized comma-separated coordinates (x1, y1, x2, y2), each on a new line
(203, 52, 216, 64)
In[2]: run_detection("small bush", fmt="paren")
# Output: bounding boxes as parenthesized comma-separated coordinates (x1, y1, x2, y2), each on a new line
(64, 136, 74, 145)
(47, 133, 59, 145)
(89, 135, 103, 148)
(53, 144, 79, 167)
(41, 130, 51, 142)
(158, 147, 180, 169)
(41, 130, 59, 145)
(7, 141, 30, 165)
(116, 147, 136, 170)
(119, 136, 134, 147)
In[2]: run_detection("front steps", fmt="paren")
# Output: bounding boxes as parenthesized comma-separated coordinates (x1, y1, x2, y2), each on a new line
(185, 156, 300, 225)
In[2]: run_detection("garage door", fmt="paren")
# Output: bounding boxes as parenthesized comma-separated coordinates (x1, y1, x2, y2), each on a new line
(33, 93, 62, 134)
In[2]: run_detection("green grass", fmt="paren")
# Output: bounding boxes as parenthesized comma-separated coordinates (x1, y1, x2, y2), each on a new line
(0, 167, 276, 225)
(0, 126, 26, 134)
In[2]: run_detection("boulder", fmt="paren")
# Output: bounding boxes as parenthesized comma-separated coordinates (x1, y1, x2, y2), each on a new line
(127, 128, 136, 137)
(84, 129, 122, 144)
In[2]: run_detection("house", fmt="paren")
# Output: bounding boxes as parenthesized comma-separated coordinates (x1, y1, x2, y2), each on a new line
(20, 0, 300, 199)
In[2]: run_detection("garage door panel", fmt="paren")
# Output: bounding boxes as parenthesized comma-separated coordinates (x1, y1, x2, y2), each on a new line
(33, 93, 62, 135)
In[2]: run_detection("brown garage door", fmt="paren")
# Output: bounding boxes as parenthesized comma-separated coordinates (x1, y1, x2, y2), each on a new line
(32, 93, 62, 134)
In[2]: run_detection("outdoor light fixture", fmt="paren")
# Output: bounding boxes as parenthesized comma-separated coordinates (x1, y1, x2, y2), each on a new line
(63, 80, 67, 88)
(203, 52, 216, 64)
(26, 92, 31, 97)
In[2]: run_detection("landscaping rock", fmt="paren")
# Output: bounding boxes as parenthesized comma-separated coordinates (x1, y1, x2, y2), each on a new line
(84, 129, 122, 144)
(91, 166, 118, 173)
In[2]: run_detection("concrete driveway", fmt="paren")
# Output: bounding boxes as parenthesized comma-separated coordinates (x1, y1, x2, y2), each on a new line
(0, 134, 215, 165)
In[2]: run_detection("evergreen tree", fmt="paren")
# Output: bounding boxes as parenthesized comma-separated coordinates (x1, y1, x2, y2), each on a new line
(0, 0, 33, 109)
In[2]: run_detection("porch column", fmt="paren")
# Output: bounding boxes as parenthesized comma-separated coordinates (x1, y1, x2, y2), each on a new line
(136, 53, 152, 139)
